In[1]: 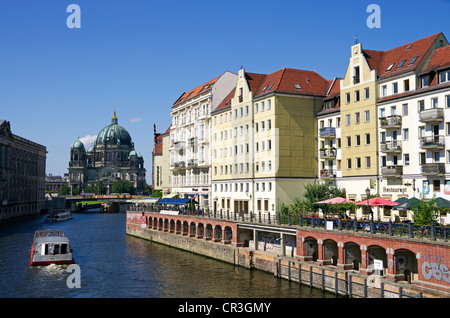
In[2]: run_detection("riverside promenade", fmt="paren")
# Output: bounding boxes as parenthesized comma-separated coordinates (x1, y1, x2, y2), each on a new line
(126, 208, 450, 298)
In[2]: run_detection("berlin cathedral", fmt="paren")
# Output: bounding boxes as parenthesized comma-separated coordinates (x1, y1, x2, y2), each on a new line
(68, 111, 146, 195)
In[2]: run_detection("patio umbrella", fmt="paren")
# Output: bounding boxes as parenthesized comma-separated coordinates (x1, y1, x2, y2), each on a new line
(435, 197, 450, 209)
(314, 197, 355, 204)
(355, 197, 398, 206)
(395, 197, 421, 211)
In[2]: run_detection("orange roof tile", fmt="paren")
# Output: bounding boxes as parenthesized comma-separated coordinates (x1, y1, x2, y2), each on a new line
(422, 45, 450, 74)
(173, 76, 220, 107)
(363, 33, 442, 79)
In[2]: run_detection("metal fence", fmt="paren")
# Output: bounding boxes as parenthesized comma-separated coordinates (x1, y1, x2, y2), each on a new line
(277, 260, 424, 298)
(129, 206, 450, 242)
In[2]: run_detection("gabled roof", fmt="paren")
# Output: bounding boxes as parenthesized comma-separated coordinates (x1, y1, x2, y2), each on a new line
(422, 45, 450, 74)
(214, 87, 235, 113)
(253, 68, 329, 99)
(363, 33, 442, 79)
(173, 76, 220, 107)
(318, 78, 342, 116)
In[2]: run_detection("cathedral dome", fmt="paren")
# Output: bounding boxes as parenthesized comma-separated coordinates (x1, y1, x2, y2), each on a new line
(96, 111, 133, 146)
(72, 139, 85, 149)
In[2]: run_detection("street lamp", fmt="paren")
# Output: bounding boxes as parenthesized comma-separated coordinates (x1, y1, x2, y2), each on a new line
(365, 187, 372, 221)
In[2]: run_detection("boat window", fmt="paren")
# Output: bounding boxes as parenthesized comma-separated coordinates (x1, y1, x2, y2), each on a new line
(61, 244, 67, 254)
(54, 244, 60, 255)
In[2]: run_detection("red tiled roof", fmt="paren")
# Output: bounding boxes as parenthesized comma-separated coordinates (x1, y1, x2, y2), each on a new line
(318, 78, 342, 116)
(215, 87, 235, 112)
(253, 68, 329, 98)
(363, 33, 442, 79)
(422, 45, 450, 74)
(173, 76, 220, 107)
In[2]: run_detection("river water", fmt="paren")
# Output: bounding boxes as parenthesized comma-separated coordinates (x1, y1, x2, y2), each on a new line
(0, 212, 340, 298)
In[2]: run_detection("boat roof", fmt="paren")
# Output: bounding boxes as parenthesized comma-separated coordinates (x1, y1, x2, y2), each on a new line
(33, 229, 67, 241)
(34, 236, 70, 244)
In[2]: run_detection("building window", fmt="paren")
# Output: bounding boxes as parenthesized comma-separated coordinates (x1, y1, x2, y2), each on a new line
(434, 180, 441, 192)
(402, 103, 408, 116)
(365, 156, 371, 168)
(355, 112, 360, 124)
(267, 99, 271, 110)
(446, 95, 450, 108)
(432, 97, 439, 108)
(403, 128, 409, 140)
(422, 76, 429, 87)
(365, 133, 370, 145)
(404, 79, 410, 91)
(364, 87, 370, 99)
(419, 126, 425, 138)
(365, 110, 370, 122)
(439, 70, 450, 83)
(346, 93, 350, 104)
(355, 135, 361, 146)
(392, 82, 398, 94)
(346, 114, 351, 125)
(419, 152, 426, 165)
(346, 136, 351, 147)
(347, 158, 352, 169)
(356, 157, 361, 169)
(355, 90, 360, 102)
(404, 153, 410, 166)
(418, 100, 425, 112)
(382, 85, 387, 97)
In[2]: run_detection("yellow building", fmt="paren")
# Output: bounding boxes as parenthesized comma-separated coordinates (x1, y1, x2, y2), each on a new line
(339, 41, 379, 201)
(211, 68, 330, 215)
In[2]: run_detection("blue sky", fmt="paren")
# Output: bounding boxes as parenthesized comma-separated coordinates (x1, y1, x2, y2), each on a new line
(1, 0, 449, 184)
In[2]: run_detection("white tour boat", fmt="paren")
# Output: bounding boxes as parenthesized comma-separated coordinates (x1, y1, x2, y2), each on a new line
(45, 209, 72, 222)
(30, 230, 74, 266)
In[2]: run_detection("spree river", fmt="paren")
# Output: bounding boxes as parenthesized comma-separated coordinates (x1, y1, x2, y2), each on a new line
(0, 212, 340, 298)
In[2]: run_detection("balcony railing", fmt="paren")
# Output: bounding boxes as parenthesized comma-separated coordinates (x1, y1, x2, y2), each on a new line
(421, 163, 445, 176)
(379, 115, 402, 129)
(320, 169, 336, 179)
(419, 108, 444, 123)
(319, 148, 337, 158)
(319, 127, 336, 138)
(380, 140, 402, 153)
(420, 135, 445, 149)
(381, 165, 403, 178)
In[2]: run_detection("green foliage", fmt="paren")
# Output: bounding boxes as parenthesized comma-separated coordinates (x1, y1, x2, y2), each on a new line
(280, 182, 351, 217)
(411, 193, 442, 225)
(112, 179, 135, 194)
(58, 185, 70, 195)
(83, 181, 105, 195)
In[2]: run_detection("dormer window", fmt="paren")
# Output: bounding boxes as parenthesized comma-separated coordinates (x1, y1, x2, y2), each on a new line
(439, 70, 450, 83)
(397, 60, 406, 68)
(294, 83, 301, 89)
(386, 63, 395, 71)
(422, 76, 429, 87)
(409, 56, 418, 65)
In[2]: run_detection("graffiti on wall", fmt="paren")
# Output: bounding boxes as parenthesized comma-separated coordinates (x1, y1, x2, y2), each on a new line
(421, 254, 450, 283)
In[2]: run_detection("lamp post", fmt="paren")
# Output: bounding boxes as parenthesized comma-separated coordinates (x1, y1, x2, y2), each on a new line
(366, 187, 374, 234)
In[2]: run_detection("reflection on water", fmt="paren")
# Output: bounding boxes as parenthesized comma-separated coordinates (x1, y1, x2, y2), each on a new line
(0, 213, 341, 298)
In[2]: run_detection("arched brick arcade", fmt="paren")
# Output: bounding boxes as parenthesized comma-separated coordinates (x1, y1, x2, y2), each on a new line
(140, 212, 240, 246)
(296, 228, 438, 284)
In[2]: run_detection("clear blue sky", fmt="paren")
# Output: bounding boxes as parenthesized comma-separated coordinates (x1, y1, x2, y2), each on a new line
(1, 0, 449, 184)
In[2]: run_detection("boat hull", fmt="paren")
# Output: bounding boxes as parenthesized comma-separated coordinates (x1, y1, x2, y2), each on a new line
(30, 259, 75, 266)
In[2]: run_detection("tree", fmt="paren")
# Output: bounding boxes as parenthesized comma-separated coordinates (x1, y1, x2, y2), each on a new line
(112, 179, 135, 194)
(59, 185, 70, 195)
(411, 194, 442, 225)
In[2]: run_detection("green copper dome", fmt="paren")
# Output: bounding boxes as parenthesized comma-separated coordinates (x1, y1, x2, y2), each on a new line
(96, 111, 133, 146)
(73, 139, 85, 149)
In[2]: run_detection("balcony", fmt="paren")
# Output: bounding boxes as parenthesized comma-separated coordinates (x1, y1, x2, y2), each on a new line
(319, 127, 336, 139)
(170, 161, 186, 171)
(380, 140, 402, 153)
(186, 159, 198, 169)
(420, 135, 445, 150)
(320, 169, 336, 179)
(421, 163, 445, 176)
(379, 115, 402, 129)
(419, 108, 444, 123)
(319, 148, 337, 159)
(381, 165, 403, 178)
